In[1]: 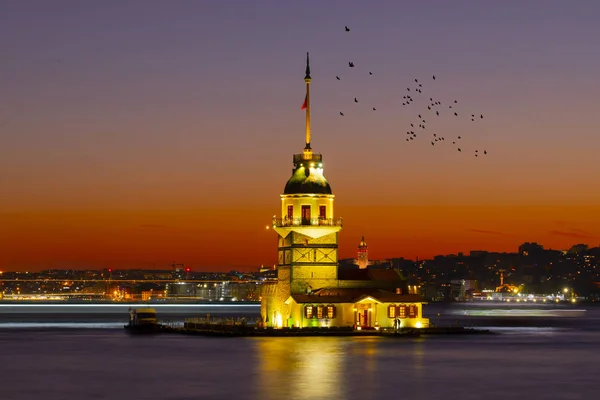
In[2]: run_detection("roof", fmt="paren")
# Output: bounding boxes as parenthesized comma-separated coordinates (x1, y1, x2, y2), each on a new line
(284, 165, 332, 195)
(290, 288, 425, 304)
(338, 268, 404, 282)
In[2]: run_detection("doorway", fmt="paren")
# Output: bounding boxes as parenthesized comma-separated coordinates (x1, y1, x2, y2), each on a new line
(301, 205, 311, 225)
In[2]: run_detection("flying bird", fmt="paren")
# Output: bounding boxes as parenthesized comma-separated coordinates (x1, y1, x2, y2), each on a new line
(349, 62, 355, 67)
(354, 98, 358, 103)
(336, 76, 340, 80)
(369, 72, 373, 75)
(372, 107, 376, 111)
(345, 26, 350, 32)
(432, 75, 436, 80)
(340, 111, 344, 116)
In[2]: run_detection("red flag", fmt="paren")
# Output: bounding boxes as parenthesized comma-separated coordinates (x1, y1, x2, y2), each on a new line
(301, 95, 307, 110)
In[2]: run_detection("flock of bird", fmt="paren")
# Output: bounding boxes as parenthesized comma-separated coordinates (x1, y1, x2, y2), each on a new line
(336, 25, 488, 158)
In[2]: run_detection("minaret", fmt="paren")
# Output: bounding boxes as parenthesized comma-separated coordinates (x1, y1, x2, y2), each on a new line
(271, 53, 343, 295)
(357, 236, 369, 269)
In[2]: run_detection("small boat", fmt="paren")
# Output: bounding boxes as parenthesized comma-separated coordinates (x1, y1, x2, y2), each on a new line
(124, 307, 163, 334)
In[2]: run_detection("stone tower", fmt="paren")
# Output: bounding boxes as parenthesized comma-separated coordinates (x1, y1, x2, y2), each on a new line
(271, 52, 343, 295)
(357, 236, 369, 269)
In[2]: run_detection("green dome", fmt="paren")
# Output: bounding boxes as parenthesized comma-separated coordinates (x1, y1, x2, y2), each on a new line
(284, 166, 332, 195)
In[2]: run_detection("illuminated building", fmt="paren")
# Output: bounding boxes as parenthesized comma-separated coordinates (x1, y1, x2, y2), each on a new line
(357, 236, 369, 269)
(261, 54, 429, 330)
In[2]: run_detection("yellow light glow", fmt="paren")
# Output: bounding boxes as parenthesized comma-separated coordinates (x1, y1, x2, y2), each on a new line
(415, 321, 423, 328)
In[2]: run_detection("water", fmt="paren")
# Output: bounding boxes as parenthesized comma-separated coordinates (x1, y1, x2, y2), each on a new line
(1, 304, 599, 400)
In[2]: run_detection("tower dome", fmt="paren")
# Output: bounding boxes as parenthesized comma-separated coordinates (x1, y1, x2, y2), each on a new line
(283, 162, 332, 194)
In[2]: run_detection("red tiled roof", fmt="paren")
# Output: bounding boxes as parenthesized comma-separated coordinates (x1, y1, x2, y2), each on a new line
(291, 288, 425, 304)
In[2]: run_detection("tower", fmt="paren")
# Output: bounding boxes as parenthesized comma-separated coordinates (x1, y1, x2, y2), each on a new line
(271, 53, 343, 295)
(357, 236, 368, 269)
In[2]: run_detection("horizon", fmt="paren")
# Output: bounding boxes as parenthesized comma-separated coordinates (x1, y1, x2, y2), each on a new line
(2, 1, 600, 271)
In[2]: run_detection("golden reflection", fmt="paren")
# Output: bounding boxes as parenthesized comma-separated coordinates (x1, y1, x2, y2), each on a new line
(254, 337, 345, 400)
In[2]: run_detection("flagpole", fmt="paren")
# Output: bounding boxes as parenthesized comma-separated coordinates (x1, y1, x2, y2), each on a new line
(304, 52, 311, 152)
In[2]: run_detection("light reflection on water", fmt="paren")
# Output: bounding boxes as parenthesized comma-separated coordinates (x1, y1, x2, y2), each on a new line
(0, 329, 599, 400)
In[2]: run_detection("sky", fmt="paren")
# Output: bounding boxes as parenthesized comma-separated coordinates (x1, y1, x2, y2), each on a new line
(1, 0, 600, 271)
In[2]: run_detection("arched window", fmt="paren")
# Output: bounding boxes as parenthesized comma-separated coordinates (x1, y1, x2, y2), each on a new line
(305, 305, 314, 319)
(326, 305, 336, 319)
(398, 304, 407, 318)
(387, 305, 396, 318)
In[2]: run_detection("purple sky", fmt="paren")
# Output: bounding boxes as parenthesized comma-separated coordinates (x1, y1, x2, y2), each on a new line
(2, 1, 600, 269)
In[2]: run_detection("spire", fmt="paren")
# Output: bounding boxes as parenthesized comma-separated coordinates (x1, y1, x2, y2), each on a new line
(304, 52, 312, 151)
(304, 52, 311, 80)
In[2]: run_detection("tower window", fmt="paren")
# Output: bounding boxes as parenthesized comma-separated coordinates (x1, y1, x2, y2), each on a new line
(319, 205, 326, 220)
(287, 205, 293, 219)
(301, 205, 311, 225)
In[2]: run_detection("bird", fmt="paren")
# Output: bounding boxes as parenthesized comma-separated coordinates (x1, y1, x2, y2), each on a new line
(481, 114, 484, 119)
(372, 107, 376, 111)
(345, 26, 350, 32)
(410, 123, 414, 127)
(415, 79, 418, 83)
(336, 76, 340, 80)
(354, 98, 358, 103)
(454, 112, 458, 116)
(436, 111, 439, 116)
(407, 88, 410, 91)
(458, 148, 462, 152)
(484, 150, 487, 155)
(431, 141, 435, 146)
(340, 112, 344, 116)
(458, 136, 462, 139)
(418, 114, 422, 119)
(349, 62, 355, 67)
(369, 72, 373, 75)
(454, 100, 458, 103)
(428, 106, 431, 110)
(433, 75, 436, 80)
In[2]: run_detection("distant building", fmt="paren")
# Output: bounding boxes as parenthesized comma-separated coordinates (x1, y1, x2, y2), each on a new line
(357, 236, 370, 269)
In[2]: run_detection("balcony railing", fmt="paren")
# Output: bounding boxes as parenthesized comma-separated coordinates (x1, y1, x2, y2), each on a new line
(272, 217, 343, 228)
(293, 153, 323, 164)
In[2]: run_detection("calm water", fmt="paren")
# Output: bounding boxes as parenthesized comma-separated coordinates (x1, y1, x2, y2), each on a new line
(1, 305, 599, 400)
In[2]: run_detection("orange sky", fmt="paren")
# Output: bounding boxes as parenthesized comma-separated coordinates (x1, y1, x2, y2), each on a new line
(2, 2, 600, 271)
(1, 202, 599, 271)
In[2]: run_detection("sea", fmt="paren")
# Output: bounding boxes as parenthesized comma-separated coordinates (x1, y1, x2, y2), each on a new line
(0, 302, 599, 400)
